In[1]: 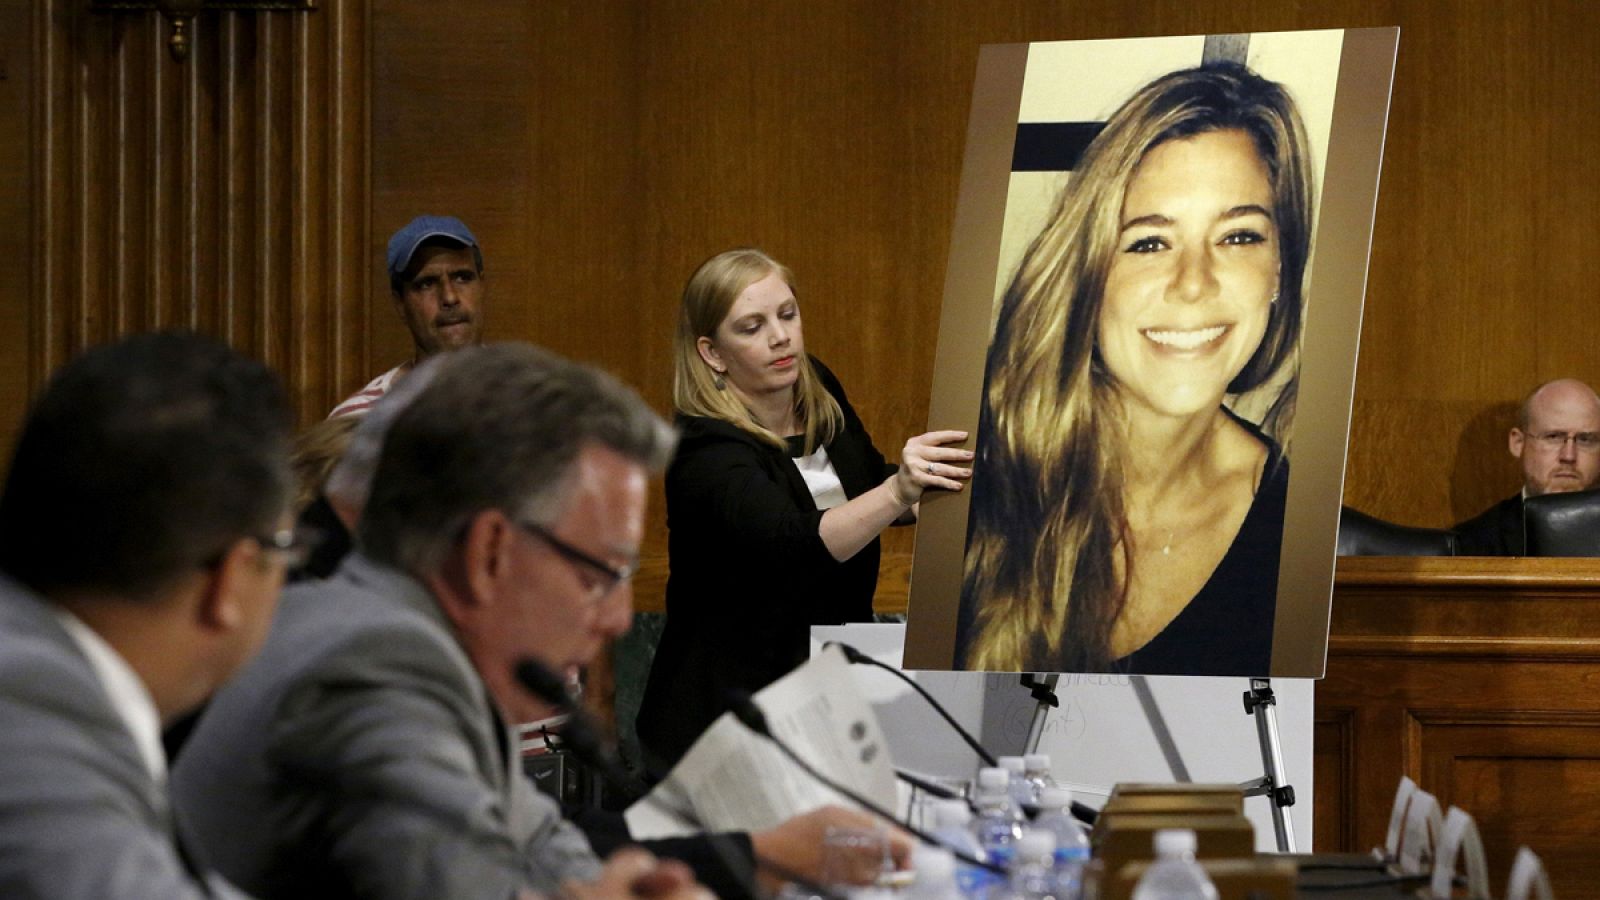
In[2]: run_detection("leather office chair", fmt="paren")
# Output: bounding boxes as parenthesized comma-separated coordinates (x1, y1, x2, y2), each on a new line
(1523, 488, 1600, 557)
(1337, 506, 1459, 557)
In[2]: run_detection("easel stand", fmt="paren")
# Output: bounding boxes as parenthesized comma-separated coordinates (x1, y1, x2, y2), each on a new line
(1020, 673, 1060, 754)
(1016, 673, 1299, 853)
(1241, 677, 1297, 852)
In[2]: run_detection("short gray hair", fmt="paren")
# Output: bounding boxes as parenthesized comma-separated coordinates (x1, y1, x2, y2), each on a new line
(359, 343, 676, 575)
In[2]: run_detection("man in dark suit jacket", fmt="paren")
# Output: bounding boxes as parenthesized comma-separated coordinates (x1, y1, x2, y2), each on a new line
(0, 332, 298, 898)
(173, 345, 716, 900)
(1455, 378, 1600, 555)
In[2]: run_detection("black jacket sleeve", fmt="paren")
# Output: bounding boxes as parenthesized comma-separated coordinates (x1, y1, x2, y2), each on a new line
(568, 807, 761, 900)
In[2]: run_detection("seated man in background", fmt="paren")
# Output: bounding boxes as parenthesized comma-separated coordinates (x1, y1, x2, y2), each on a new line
(1454, 378, 1600, 555)
(0, 332, 297, 898)
(329, 214, 487, 417)
(173, 344, 709, 900)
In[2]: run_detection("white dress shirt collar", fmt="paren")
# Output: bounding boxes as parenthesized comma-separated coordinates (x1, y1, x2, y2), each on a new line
(52, 608, 167, 785)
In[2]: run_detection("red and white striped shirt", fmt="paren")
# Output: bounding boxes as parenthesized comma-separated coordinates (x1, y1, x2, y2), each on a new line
(327, 363, 409, 419)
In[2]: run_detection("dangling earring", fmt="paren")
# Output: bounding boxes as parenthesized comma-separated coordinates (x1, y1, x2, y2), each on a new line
(713, 369, 726, 391)
(1270, 290, 1280, 306)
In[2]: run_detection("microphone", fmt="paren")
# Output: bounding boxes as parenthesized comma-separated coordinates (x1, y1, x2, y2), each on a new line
(830, 642, 1097, 827)
(724, 690, 1005, 876)
(829, 641, 996, 767)
(896, 768, 965, 801)
(515, 659, 845, 900)
(514, 659, 647, 798)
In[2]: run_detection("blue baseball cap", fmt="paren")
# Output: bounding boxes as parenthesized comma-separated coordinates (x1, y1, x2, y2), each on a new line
(386, 215, 480, 279)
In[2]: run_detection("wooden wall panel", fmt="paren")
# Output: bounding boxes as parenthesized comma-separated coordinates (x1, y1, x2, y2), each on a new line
(1415, 715, 1600, 888)
(371, 2, 1600, 612)
(1345, 0, 1600, 527)
(0, 1, 32, 456)
(1318, 558, 1600, 892)
(24, 1, 368, 429)
(1311, 705, 1355, 853)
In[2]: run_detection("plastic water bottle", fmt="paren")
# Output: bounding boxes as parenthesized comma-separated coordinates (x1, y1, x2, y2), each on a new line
(997, 756, 1035, 811)
(930, 799, 993, 899)
(970, 767, 1023, 867)
(1023, 753, 1057, 801)
(1031, 787, 1089, 898)
(1003, 830, 1064, 900)
(906, 846, 965, 900)
(1131, 829, 1219, 900)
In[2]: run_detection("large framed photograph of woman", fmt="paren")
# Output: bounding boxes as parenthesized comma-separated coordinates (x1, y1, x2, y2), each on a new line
(903, 29, 1399, 678)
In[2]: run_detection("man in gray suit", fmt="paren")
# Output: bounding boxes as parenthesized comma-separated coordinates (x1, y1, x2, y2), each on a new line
(173, 344, 708, 900)
(0, 332, 298, 898)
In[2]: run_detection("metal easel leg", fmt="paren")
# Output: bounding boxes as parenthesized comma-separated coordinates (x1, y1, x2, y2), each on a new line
(1240, 677, 1297, 852)
(1021, 673, 1060, 754)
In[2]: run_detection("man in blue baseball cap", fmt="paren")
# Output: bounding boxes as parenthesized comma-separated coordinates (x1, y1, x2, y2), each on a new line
(330, 215, 488, 417)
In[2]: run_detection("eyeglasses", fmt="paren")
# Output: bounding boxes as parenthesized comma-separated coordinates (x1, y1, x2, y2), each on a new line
(1528, 430, 1600, 452)
(253, 527, 315, 571)
(206, 526, 315, 571)
(514, 520, 637, 599)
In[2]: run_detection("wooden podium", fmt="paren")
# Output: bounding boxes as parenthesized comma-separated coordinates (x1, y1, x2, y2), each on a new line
(1316, 556, 1600, 895)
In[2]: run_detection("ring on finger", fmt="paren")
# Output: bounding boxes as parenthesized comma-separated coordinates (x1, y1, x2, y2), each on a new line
(925, 463, 934, 475)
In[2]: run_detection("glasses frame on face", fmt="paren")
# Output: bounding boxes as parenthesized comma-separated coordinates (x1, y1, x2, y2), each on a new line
(513, 519, 637, 601)
(1528, 430, 1600, 453)
(252, 527, 315, 571)
(206, 526, 315, 571)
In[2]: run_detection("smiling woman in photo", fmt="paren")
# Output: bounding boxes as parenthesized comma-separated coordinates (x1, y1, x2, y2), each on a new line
(636, 248, 972, 769)
(956, 62, 1314, 675)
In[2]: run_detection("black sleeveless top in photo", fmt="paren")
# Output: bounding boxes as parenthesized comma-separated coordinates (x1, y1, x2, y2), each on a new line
(1115, 420, 1288, 677)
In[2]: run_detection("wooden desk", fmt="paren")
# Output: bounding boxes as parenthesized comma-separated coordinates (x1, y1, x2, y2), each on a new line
(1316, 556, 1600, 895)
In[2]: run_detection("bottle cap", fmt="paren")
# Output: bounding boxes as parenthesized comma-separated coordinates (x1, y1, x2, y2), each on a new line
(1154, 828, 1197, 857)
(1024, 753, 1051, 774)
(997, 755, 1026, 774)
(1036, 786, 1072, 810)
(976, 767, 1010, 792)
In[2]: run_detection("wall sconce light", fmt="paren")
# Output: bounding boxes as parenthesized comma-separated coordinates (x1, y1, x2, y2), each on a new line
(90, 1, 317, 63)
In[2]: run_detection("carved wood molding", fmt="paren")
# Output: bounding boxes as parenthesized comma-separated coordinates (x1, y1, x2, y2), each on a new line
(1336, 556, 1600, 590)
(1407, 708, 1600, 729)
(1313, 705, 1358, 850)
(32, 0, 369, 426)
(89, 1, 317, 63)
(1329, 556, 1600, 663)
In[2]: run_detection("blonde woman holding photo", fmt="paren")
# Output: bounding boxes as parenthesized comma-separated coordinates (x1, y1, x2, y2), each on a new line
(637, 248, 971, 769)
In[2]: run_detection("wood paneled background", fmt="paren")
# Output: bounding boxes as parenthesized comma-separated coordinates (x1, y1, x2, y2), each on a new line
(4, 0, 369, 440)
(5, 0, 1600, 867)
(362, 1, 1600, 609)
(1320, 558, 1600, 894)
(6, 0, 1597, 595)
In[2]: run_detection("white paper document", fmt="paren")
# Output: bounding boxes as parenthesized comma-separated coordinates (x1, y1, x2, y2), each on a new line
(624, 644, 899, 838)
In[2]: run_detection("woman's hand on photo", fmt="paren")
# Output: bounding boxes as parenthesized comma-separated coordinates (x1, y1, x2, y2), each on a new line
(891, 430, 973, 506)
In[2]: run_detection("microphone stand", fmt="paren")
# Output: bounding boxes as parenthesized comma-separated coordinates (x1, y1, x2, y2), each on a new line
(514, 660, 844, 900)
(832, 642, 1096, 827)
(830, 641, 997, 766)
(726, 690, 1006, 877)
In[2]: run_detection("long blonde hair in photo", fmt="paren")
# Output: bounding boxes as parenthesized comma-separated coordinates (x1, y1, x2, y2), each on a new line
(958, 62, 1315, 672)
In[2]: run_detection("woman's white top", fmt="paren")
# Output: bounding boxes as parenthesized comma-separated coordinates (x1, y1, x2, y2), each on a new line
(791, 444, 849, 510)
